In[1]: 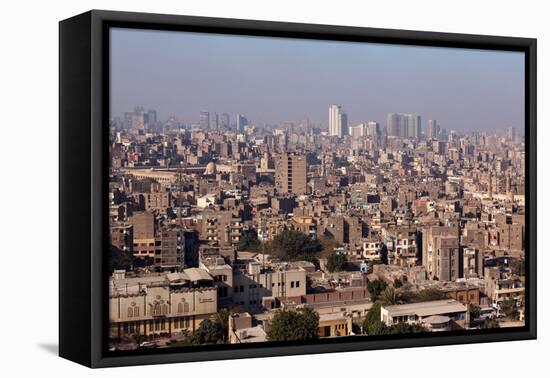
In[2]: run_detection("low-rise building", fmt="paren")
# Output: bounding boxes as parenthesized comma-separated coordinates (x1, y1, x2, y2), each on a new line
(318, 312, 353, 337)
(484, 267, 525, 308)
(380, 299, 467, 328)
(232, 261, 307, 310)
(109, 268, 217, 339)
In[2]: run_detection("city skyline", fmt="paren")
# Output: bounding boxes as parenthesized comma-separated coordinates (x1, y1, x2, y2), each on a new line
(110, 28, 525, 133)
(108, 28, 527, 349)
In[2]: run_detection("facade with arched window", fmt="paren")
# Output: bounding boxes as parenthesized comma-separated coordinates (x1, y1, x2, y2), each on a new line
(109, 272, 218, 339)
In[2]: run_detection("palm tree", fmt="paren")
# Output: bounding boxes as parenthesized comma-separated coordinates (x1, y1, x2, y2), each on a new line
(380, 285, 403, 305)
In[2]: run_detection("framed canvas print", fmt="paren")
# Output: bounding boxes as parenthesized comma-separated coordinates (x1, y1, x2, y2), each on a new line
(59, 10, 536, 368)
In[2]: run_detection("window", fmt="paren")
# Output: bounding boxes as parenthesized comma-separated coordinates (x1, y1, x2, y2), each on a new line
(296, 281, 300, 288)
(291, 281, 295, 288)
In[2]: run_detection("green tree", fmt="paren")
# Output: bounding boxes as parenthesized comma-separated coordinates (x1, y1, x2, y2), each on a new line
(269, 230, 322, 261)
(386, 322, 427, 334)
(380, 286, 402, 306)
(267, 308, 319, 341)
(469, 304, 481, 320)
(367, 279, 388, 301)
(326, 252, 347, 272)
(319, 235, 340, 257)
(188, 309, 230, 345)
(500, 298, 519, 319)
(367, 320, 388, 335)
(190, 319, 225, 345)
(363, 302, 386, 335)
(110, 245, 134, 272)
(404, 288, 448, 303)
(237, 229, 261, 252)
(215, 308, 230, 340)
(393, 277, 404, 288)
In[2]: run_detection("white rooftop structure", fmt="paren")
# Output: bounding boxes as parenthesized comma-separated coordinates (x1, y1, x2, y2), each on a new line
(380, 299, 467, 327)
(109, 268, 213, 296)
(382, 299, 466, 318)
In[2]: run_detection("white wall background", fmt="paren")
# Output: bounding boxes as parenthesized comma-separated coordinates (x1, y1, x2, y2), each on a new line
(0, 0, 546, 376)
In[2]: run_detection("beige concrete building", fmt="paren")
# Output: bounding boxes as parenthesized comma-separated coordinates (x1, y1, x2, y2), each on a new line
(109, 269, 217, 339)
(275, 153, 307, 195)
(200, 210, 243, 247)
(422, 225, 460, 280)
(232, 261, 307, 309)
(484, 267, 525, 309)
(130, 211, 156, 259)
(200, 256, 234, 305)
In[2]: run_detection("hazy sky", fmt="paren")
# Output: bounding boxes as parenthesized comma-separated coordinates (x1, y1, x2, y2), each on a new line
(110, 27, 525, 133)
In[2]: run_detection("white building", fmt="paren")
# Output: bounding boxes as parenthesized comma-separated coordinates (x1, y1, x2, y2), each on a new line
(380, 299, 467, 327)
(329, 104, 348, 138)
(349, 123, 366, 139)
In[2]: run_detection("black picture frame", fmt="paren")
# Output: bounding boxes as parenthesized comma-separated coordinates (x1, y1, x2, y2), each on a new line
(59, 9, 537, 368)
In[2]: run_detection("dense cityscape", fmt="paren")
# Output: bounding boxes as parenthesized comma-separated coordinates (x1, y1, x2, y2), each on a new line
(108, 106, 526, 350)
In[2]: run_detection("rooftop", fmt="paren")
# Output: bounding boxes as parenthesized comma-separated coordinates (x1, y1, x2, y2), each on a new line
(383, 299, 466, 317)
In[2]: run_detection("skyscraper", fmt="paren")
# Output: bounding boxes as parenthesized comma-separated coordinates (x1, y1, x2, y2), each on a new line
(328, 104, 348, 138)
(349, 123, 366, 139)
(132, 106, 145, 130)
(210, 112, 219, 130)
(387, 113, 400, 137)
(146, 109, 157, 131)
(199, 111, 210, 130)
(275, 153, 307, 195)
(123, 112, 133, 129)
(387, 113, 421, 139)
(221, 113, 230, 129)
(507, 127, 516, 142)
(406, 114, 421, 140)
(427, 119, 439, 139)
(236, 114, 248, 132)
(366, 121, 380, 139)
